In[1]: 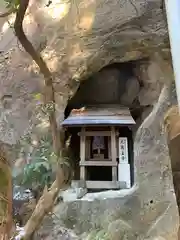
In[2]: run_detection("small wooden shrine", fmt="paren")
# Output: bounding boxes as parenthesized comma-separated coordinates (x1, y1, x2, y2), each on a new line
(62, 105, 135, 190)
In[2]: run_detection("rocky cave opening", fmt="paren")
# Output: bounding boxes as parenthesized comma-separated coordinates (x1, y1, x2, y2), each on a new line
(64, 60, 151, 187)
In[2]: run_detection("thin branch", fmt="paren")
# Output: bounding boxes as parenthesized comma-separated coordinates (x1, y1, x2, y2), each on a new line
(0, 194, 9, 203)
(14, 0, 60, 154)
(0, 8, 15, 18)
(13, 0, 69, 238)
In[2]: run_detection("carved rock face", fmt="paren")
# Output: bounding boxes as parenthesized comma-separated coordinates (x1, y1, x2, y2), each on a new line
(0, 0, 169, 144)
(69, 66, 139, 107)
(35, 84, 179, 240)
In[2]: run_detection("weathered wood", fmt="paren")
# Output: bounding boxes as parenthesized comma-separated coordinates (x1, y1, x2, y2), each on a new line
(78, 131, 111, 136)
(89, 158, 112, 161)
(80, 167, 85, 180)
(78, 131, 119, 137)
(80, 127, 86, 180)
(111, 126, 118, 181)
(86, 137, 91, 159)
(85, 181, 120, 189)
(80, 161, 117, 166)
(112, 167, 117, 181)
(116, 138, 119, 158)
(108, 136, 111, 159)
(108, 137, 119, 158)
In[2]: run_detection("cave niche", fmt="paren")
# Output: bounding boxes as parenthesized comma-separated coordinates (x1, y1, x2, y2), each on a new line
(64, 60, 151, 189)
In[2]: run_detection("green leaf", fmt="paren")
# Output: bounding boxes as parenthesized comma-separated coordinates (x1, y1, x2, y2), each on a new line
(13, 132, 55, 190)
(34, 93, 42, 101)
(34, 161, 51, 171)
(4, 0, 20, 9)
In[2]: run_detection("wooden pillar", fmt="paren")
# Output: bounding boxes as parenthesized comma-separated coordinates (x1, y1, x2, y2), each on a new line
(80, 127, 86, 180)
(111, 126, 117, 181)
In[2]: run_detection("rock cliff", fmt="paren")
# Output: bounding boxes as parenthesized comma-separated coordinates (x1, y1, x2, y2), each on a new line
(0, 0, 179, 239)
(0, 0, 170, 144)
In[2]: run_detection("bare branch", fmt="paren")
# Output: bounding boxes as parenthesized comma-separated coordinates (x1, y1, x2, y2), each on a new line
(23, 179, 67, 239)
(12, 0, 70, 238)
(14, 0, 60, 155)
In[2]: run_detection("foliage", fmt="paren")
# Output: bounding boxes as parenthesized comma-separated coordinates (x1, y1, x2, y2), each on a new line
(87, 229, 110, 240)
(13, 133, 57, 190)
(4, 0, 20, 10)
(1, 0, 69, 237)
(12, 90, 61, 190)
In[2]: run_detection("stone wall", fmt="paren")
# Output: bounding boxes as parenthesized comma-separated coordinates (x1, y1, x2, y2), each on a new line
(0, 0, 169, 145)
(36, 81, 179, 240)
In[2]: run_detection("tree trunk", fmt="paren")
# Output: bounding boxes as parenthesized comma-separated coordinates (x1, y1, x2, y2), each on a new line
(14, 0, 61, 156)
(13, 0, 71, 238)
(0, 146, 12, 240)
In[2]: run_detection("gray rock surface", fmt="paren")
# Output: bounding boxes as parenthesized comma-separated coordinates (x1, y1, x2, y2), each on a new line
(0, 0, 169, 144)
(0, 0, 179, 239)
(35, 84, 179, 240)
(120, 76, 140, 106)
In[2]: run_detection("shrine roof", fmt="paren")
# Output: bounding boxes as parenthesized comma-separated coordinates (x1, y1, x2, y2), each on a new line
(61, 105, 135, 127)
